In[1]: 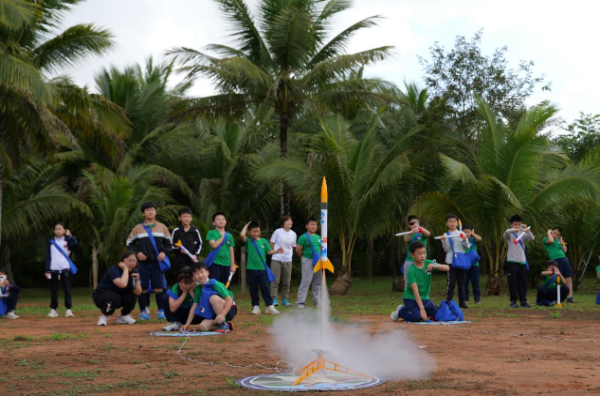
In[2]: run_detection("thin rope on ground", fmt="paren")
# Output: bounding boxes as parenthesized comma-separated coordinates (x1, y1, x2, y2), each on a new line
(176, 336, 296, 373)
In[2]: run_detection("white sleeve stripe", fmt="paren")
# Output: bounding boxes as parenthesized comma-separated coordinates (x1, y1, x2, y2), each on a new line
(195, 229, 203, 254)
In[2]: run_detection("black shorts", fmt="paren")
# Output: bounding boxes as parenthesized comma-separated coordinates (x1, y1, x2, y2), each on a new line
(203, 305, 237, 322)
(139, 261, 165, 291)
(554, 257, 573, 278)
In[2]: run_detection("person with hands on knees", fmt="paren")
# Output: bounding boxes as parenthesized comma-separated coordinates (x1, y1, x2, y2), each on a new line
(401, 215, 431, 288)
(46, 222, 78, 318)
(0, 268, 21, 319)
(441, 214, 470, 309)
(205, 212, 236, 285)
(161, 267, 202, 331)
(504, 215, 535, 308)
(241, 221, 283, 315)
(92, 251, 142, 326)
(543, 227, 576, 303)
(183, 263, 237, 333)
(391, 242, 450, 322)
(126, 202, 172, 320)
(536, 261, 570, 306)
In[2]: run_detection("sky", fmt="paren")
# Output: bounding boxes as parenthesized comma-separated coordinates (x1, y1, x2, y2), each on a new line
(61, 0, 599, 124)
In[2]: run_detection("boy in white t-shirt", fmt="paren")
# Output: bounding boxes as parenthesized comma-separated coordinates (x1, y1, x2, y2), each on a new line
(269, 216, 297, 307)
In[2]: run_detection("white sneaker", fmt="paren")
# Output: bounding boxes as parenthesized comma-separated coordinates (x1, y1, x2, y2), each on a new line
(65, 309, 74, 318)
(48, 309, 59, 318)
(97, 315, 108, 326)
(297, 303, 305, 309)
(390, 305, 403, 322)
(162, 322, 181, 331)
(251, 305, 261, 315)
(265, 305, 280, 315)
(5, 311, 19, 319)
(116, 315, 136, 325)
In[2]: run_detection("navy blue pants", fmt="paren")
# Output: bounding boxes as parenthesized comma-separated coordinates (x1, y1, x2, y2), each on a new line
(209, 264, 231, 285)
(161, 293, 202, 324)
(247, 269, 273, 307)
(465, 265, 481, 301)
(554, 257, 573, 278)
(537, 286, 570, 304)
(1, 283, 21, 312)
(399, 298, 438, 322)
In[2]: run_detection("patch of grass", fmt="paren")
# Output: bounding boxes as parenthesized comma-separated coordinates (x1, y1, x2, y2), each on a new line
(13, 335, 35, 342)
(47, 333, 77, 341)
(225, 377, 240, 388)
(57, 369, 99, 380)
(87, 359, 99, 364)
(77, 333, 89, 338)
(101, 344, 115, 351)
(448, 368, 496, 376)
(17, 359, 28, 366)
(104, 333, 113, 338)
(550, 311, 561, 319)
(163, 370, 181, 379)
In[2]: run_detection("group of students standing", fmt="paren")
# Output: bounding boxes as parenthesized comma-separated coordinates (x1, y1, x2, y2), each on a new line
(392, 213, 588, 323)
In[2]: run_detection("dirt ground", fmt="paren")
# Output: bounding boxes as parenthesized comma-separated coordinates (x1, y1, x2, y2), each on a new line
(1, 305, 600, 395)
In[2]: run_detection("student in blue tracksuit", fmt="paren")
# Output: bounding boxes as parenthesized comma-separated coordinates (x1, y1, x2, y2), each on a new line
(45, 222, 78, 318)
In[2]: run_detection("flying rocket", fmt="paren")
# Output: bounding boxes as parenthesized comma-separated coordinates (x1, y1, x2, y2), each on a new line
(314, 177, 335, 274)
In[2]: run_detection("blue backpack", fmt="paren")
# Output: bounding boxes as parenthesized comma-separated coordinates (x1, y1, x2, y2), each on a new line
(465, 237, 481, 266)
(448, 234, 471, 270)
(435, 300, 464, 322)
(596, 289, 600, 305)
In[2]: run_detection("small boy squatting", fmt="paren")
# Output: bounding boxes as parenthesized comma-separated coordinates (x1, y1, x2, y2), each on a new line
(391, 242, 450, 322)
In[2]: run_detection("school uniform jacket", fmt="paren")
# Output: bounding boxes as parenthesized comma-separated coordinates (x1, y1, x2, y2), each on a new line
(45, 235, 78, 272)
(126, 222, 173, 262)
(171, 224, 203, 267)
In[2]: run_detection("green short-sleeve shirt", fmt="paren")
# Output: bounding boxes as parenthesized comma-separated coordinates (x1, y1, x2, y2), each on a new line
(542, 274, 558, 290)
(297, 233, 321, 259)
(246, 238, 270, 270)
(465, 239, 479, 267)
(543, 237, 566, 261)
(596, 265, 600, 275)
(170, 283, 202, 305)
(206, 229, 235, 267)
(404, 259, 436, 301)
(212, 280, 234, 300)
(405, 233, 428, 262)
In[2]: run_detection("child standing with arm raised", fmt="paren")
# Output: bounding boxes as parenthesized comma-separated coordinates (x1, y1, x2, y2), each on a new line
(205, 212, 236, 285)
(241, 221, 282, 315)
(463, 225, 483, 304)
(504, 214, 534, 308)
(46, 222, 78, 318)
(441, 214, 470, 309)
(543, 227, 576, 303)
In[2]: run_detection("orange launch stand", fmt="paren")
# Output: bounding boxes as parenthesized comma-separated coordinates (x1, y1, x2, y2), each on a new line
(292, 349, 374, 386)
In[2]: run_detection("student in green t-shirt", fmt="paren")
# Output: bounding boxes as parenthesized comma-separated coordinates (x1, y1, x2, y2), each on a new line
(184, 263, 237, 333)
(401, 215, 431, 288)
(391, 242, 450, 322)
(206, 212, 236, 285)
(543, 227, 576, 303)
(161, 268, 201, 331)
(295, 218, 321, 308)
(463, 225, 483, 304)
(536, 261, 569, 306)
(241, 221, 283, 316)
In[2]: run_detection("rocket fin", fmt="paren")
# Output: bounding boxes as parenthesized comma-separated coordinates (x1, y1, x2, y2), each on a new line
(314, 258, 334, 274)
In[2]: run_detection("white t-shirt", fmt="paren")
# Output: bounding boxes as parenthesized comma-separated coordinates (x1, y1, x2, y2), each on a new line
(270, 228, 297, 262)
(50, 236, 71, 271)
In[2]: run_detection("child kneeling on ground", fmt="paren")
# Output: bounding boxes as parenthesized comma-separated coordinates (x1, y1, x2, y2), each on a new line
(536, 261, 570, 306)
(391, 242, 450, 322)
(0, 268, 21, 319)
(184, 263, 237, 333)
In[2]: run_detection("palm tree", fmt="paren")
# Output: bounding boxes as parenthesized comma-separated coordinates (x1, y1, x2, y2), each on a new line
(260, 110, 421, 294)
(169, 0, 395, 215)
(414, 98, 600, 294)
(0, 0, 116, 251)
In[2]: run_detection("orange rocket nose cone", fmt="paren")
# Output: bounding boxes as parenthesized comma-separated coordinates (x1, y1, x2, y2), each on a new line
(321, 177, 328, 203)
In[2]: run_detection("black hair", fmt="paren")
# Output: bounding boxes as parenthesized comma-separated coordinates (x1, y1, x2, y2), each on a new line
(552, 226, 563, 234)
(280, 215, 292, 226)
(178, 271, 194, 284)
(510, 214, 522, 223)
(409, 241, 426, 253)
(121, 250, 138, 262)
(192, 262, 208, 272)
(0, 268, 7, 275)
(407, 215, 418, 223)
(178, 266, 192, 276)
(445, 214, 458, 222)
(248, 221, 260, 231)
(141, 202, 157, 213)
(212, 212, 226, 222)
(546, 260, 558, 268)
(178, 207, 193, 216)
(306, 218, 318, 225)
(54, 222, 66, 229)
(463, 224, 474, 231)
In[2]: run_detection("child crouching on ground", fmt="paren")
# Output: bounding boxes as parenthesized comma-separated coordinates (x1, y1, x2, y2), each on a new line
(391, 242, 450, 322)
(184, 263, 237, 333)
(0, 268, 20, 319)
(536, 261, 570, 306)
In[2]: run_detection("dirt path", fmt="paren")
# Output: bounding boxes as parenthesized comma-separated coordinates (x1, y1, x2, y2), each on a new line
(1, 308, 599, 395)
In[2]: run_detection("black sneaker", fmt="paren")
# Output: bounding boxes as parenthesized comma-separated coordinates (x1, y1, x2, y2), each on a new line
(459, 303, 468, 309)
(510, 302, 519, 308)
(520, 302, 531, 308)
(567, 297, 577, 303)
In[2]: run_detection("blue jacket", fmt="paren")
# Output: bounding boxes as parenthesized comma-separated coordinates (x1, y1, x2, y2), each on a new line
(45, 235, 78, 272)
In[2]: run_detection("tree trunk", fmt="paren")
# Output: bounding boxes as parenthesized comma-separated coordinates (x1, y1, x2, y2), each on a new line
(367, 237, 374, 280)
(487, 271, 504, 295)
(279, 112, 290, 215)
(329, 271, 352, 295)
(0, 244, 12, 283)
(92, 246, 99, 289)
